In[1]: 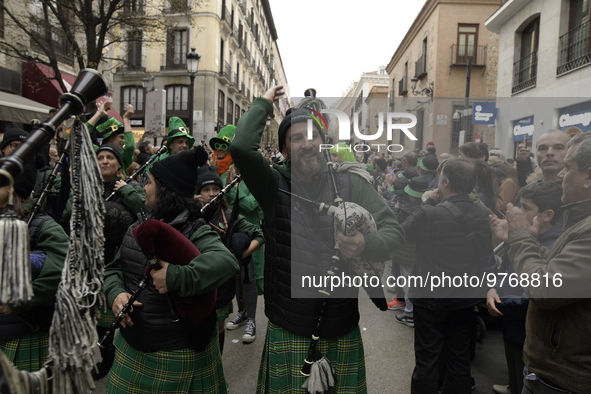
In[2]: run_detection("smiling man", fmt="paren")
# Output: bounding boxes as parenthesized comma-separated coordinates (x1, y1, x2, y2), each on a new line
(230, 86, 403, 393)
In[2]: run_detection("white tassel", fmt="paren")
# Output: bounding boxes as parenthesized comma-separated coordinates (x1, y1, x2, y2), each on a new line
(301, 356, 335, 394)
(48, 121, 105, 394)
(0, 185, 33, 307)
(0, 350, 49, 394)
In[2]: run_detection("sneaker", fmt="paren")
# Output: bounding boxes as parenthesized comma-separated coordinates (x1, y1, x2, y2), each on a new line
(492, 384, 509, 394)
(242, 319, 256, 343)
(387, 298, 406, 311)
(394, 314, 414, 327)
(226, 311, 247, 330)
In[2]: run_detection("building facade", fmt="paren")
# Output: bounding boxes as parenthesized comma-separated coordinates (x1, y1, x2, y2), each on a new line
(486, 0, 591, 157)
(112, 0, 289, 144)
(331, 68, 390, 149)
(386, 0, 501, 155)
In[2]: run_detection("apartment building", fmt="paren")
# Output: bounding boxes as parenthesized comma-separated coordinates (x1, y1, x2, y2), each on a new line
(486, 0, 591, 156)
(112, 0, 289, 144)
(386, 0, 501, 155)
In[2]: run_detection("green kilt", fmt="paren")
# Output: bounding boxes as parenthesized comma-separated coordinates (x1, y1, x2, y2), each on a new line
(216, 301, 233, 323)
(106, 331, 227, 393)
(97, 301, 114, 328)
(257, 321, 366, 394)
(0, 331, 49, 372)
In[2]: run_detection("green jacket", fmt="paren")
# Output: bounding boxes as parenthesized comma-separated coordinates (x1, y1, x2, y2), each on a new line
(508, 199, 591, 392)
(104, 221, 240, 304)
(12, 219, 69, 315)
(224, 176, 265, 294)
(230, 98, 404, 262)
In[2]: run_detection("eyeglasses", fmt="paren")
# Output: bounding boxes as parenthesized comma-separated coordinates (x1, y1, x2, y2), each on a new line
(215, 143, 228, 150)
(8, 142, 20, 151)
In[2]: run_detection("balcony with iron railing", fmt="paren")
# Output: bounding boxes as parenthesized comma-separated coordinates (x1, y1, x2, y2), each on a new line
(247, 88, 251, 101)
(415, 54, 427, 79)
(450, 44, 487, 67)
(219, 61, 231, 85)
(557, 20, 591, 76)
(399, 77, 408, 96)
(221, 6, 231, 35)
(228, 72, 239, 93)
(512, 50, 538, 94)
(238, 82, 246, 99)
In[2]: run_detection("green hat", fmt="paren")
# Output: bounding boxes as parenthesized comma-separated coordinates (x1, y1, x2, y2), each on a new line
(391, 178, 409, 195)
(209, 125, 236, 151)
(419, 155, 438, 173)
(96, 117, 124, 140)
(166, 117, 195, 149)
(404, 177, 429, 198)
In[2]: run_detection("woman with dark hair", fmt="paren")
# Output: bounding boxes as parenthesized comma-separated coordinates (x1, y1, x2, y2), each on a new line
(104, 148, 239, 393)
(470, 159, 496, 213)
(0, 160, 68, 371)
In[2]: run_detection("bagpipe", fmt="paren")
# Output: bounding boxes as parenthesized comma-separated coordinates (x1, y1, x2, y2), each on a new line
(0, 69, 111, 394)
(97, 174, 243, 348)
(104, 141, 168, 202)
(289, 89, 386, 394)
(97, 209, 217, 348)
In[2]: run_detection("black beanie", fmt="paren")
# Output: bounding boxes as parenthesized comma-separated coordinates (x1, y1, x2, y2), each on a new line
(14, 159, 37, 199)
(96, 144, 123, 168)
(197, 166, 223, 193)
(151, 149, 200, 197)
(277, 108, 325, 154)
(1, 124, 29, 152)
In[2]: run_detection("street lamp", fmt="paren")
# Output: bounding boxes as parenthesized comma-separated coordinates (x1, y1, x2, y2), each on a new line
(410, 77, 434, 97)
(186, 48, 201, 137)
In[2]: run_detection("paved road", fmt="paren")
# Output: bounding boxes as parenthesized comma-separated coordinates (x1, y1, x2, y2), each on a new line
(97, 293, 508, 393)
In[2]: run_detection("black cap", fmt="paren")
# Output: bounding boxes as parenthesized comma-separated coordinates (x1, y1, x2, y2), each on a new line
(277, 108, 325, 154)
(151, 149, 200, 197)
(197, 166, 224, 193)
(1, 124, 28, 152)
(96, 144, 123, 168)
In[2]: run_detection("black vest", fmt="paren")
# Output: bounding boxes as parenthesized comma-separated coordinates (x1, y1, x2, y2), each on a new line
(263, 171, 360, 339)
(118, 211, 216, 352)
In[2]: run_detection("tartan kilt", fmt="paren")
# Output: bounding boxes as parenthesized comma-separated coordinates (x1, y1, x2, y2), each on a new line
(106, 330, 228, 394)
(0, 331, 49, 372)
(97, 301, 114, 328)
(257, 321, 366, 394)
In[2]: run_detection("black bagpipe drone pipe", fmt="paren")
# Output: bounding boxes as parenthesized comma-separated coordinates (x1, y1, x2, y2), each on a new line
(0, 69, 107, 307)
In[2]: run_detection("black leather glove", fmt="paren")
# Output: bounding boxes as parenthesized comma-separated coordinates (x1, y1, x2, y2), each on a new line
(193, 145, 209, 167)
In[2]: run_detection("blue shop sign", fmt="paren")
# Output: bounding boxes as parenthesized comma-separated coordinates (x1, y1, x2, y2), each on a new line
(513, 116, 534, 142)
(472, 102, 497, 124)
(559, 102, 591, 132)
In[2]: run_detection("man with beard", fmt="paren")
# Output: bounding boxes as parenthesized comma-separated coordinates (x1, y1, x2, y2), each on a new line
(230, 86, 403, 393)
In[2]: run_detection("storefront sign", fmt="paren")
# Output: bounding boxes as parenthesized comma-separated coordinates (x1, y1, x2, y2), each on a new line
(472, 102, 497, 124)
(513, 116, 534, 142)
(559, 102, 591, 132)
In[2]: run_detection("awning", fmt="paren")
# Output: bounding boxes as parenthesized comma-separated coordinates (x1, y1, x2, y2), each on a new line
(0, 91, 53, 124)
(22, 62, 122, 121)
(22, 62, 77, 108)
